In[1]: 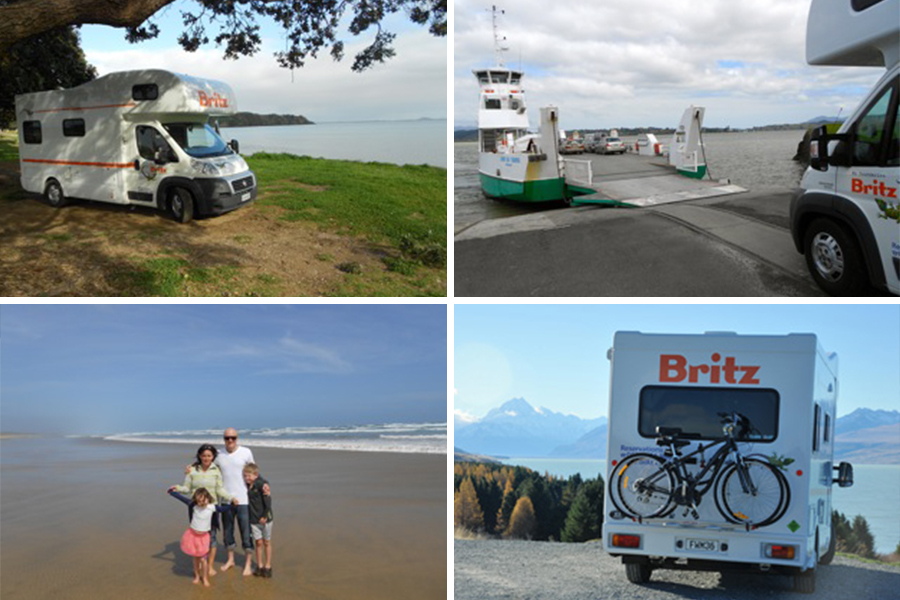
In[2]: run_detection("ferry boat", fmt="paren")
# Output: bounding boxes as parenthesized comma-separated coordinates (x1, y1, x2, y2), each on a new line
(474, 7, 594, 203)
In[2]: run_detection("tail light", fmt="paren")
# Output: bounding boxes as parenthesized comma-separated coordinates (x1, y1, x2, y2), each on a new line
(764, 544, 796, 559)
(611, 534, 641, 548)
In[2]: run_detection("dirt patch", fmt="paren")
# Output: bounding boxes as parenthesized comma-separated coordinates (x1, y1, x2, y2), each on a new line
(0, 194, 392, 296)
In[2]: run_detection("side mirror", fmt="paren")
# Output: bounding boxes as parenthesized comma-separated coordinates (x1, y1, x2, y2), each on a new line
(809, 126, 828, 171)
(833, 462, 853, 488)
(229, 139, 240, 154)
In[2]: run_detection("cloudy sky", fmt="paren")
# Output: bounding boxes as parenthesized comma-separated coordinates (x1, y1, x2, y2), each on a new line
(79, 2, 446, 122)
(1, 305, 447, 434)
(454, 0, 886, 130)
(455, 304, 900, 422)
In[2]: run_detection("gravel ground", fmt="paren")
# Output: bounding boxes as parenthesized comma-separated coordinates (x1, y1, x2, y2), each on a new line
(454, 539, 900, 599)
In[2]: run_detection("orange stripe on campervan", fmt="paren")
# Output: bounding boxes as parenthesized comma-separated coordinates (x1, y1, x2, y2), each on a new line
(33, 102, 138, 113)
(23, 158, 134, 169)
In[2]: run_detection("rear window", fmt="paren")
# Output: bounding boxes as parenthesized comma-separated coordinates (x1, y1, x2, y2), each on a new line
(639, 385, 779, 442)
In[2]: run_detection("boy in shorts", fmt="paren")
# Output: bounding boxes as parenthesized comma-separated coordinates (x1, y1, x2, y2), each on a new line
(242, 463, 274, 578)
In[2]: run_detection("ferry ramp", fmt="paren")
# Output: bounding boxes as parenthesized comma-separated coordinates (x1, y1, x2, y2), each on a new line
(564, 151, 745, 207)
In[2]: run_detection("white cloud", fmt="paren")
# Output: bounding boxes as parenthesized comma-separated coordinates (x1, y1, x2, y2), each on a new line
(454, 0, 883, 128)
(454, 409, 479, 424)
(85, 30, 446, 122)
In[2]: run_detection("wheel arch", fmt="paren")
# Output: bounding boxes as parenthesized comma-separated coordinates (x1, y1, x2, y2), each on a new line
(791, 191, 886, 288)
(156, 177, 202, 212)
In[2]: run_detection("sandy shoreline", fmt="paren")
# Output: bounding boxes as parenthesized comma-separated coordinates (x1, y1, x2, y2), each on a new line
(0, 437, 446, 599)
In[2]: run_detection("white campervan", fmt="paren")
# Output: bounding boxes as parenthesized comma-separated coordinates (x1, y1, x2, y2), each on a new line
(790, 0, 899, 295)
(603, 332, 853, 594)
(15, 70, 257, 223)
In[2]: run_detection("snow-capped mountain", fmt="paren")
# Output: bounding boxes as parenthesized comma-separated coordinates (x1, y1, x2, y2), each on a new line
(453, 398, 606, 457)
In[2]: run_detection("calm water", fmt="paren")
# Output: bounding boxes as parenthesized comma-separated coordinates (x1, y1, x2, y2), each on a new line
(503, 457, 900, 554)
(454, 130, 808, 228)
(222, 119, 447, 167)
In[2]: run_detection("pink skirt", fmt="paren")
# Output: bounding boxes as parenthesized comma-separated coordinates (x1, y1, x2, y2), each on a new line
(180, 528, 210, 558)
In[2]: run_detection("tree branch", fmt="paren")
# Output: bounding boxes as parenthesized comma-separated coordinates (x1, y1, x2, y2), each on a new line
(0, 0, 175, 53)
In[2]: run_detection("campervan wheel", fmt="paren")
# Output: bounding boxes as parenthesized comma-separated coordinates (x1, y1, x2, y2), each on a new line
(43, 179, 68, 208)
(169, 187, 195, 224)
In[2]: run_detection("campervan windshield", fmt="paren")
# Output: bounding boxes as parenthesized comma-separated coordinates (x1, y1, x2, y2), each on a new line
(162, 122, 233, 158)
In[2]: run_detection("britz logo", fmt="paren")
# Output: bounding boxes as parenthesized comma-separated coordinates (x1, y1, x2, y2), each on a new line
(198, 91, 229, 108)
(659, 353, 760, 385)
(851, 178, 897, 198)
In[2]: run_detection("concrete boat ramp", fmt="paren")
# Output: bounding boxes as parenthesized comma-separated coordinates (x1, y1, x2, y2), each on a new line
(564, 151, 745, 208)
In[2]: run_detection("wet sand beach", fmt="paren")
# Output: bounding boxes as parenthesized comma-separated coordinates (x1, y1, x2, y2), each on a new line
(0, 437, 446, 600)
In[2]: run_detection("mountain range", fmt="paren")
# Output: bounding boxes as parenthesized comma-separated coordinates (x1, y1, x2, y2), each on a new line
(456, 400, 899, 465)
(454, 398, 605, 457)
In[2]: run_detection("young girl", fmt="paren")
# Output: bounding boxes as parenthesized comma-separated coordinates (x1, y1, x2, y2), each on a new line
(169, 444, 232, 577)
(169, 488, 238, 586)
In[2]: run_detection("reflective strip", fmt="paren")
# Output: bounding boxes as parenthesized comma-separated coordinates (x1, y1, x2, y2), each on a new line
(23, 158, 133, 169)
(33, 102, 138, 113)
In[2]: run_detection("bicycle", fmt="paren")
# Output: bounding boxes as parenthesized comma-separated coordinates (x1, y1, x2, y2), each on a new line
(608, 412, 790, 528)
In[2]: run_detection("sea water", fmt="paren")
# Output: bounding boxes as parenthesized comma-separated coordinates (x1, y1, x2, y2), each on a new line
(222, 119, 447, 167)
(105, 422, 447, 455)
(502, 457, 900, 554)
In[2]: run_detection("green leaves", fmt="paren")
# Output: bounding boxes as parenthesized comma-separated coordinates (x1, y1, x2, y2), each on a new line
(767, 453, 795, 471)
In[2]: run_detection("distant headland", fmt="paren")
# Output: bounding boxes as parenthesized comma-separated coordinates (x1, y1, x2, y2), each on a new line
(218, 112, 313, 127)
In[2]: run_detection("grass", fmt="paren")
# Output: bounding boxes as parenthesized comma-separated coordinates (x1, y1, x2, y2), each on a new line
(0, 130, 18, 161)
(246, 152, 447, 267)
(0, 132, 447, 296)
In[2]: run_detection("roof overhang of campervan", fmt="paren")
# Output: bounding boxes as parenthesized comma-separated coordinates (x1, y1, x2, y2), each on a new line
(15, 69, 238, 122)
(807, 0, 900, 68)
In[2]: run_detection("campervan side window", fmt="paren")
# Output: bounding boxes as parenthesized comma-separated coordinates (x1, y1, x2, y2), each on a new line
(63, 119, 85, 137)
(23, 121, 41, 144)
(132, 84, 159, 101)
(813, 403, 821, 451)
(638, 385, 779, 442)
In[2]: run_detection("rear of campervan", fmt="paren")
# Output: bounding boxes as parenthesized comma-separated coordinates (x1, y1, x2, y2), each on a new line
(603, 331, 850, 593)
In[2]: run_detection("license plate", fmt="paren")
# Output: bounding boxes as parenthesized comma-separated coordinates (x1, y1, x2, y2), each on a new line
(241, 192, 251, 202)
(686, 538, 719, 552)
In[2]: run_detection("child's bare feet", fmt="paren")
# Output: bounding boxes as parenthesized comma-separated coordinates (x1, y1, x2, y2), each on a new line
(203, 579, 211, 587)
(192, 577, 201, 585)
(220, 561, 234, 572)
(243, 565, 254, 576)
(208, 567, 217, 577)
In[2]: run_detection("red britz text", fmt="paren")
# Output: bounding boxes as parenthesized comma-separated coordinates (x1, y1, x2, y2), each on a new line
(659, 353, 761, 385)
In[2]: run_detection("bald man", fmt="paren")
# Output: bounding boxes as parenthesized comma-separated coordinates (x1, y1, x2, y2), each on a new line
(216, 428, 256, 576)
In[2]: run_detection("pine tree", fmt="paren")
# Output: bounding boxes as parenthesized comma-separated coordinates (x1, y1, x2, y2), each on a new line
(507, 496, 537, 540)
(561, 487, 596, 542)
(454, 477, 484, 532)
(850, 515, 877, 559)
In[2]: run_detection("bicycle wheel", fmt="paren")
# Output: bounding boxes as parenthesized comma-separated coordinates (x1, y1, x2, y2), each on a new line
(613, 454, 675, 519)
(716, 459, 788, 526)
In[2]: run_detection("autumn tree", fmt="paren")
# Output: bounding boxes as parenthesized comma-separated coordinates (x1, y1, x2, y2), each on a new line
(506, 496, 536, 540)
(495, 478, 516, 534)
(454, 477, 484, 533)
(0, 0, 447, 72)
